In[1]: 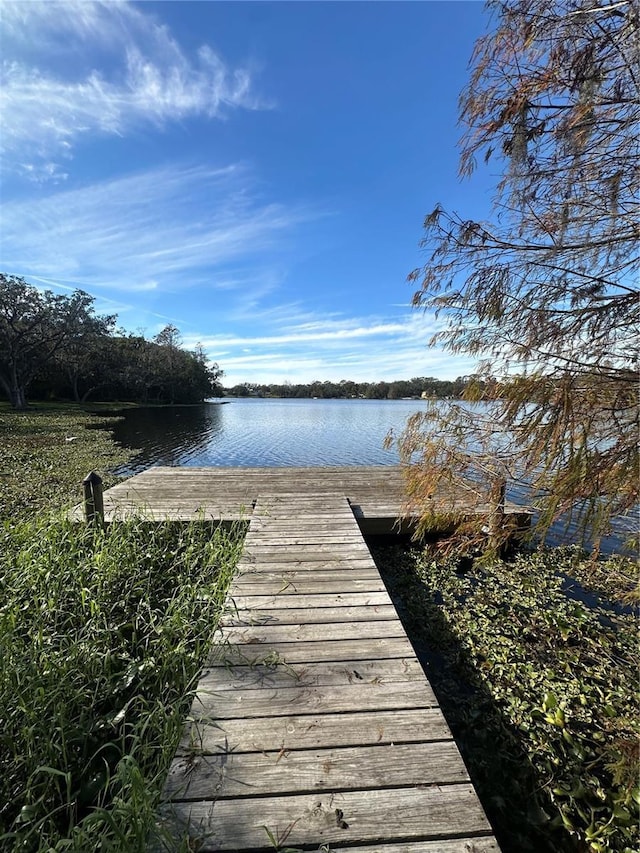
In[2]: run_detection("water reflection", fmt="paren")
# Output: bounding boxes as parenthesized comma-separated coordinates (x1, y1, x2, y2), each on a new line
(110, 403, 225, 474)
(108, 398, 425, 474)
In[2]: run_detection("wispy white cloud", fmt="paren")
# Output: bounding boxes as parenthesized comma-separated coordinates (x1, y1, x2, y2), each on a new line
(0, 0, 266, 177)
(194, 321, 408, 349)
(1, 163, 314, 289)
(192, 309, 446, 349)
(184, 310, 473, 385)
(214, 344, 473, 385)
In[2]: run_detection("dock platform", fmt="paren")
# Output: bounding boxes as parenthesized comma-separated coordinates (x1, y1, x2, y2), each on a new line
(82, 465, 519, 534)
(131, 468, 502, 852)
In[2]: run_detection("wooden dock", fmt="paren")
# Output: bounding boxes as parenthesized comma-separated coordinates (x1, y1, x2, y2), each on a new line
(133, 468, 501, 852)
(79, 465, 520, 535)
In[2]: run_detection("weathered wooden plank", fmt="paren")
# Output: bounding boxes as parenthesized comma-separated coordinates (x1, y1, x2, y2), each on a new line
(244, 543, 372, 556)
(229, 591, 393, 609)
(95, 502, 248, 515)
(254, 511, 358, 519)
(164, 740, 469, 800)
(217, 618, 406, 645)
(248, 527, 364, 536)
(241, 552, 374, 565)
(232, 575, 387, 594)
(259, 498, 358, 505)
(198, 657, 425, 691)
(221, 604, 398, 627)
(251, 506, 353, 532)
(234, 563, 380, 575)
(309, 841, 500, 853)
(254, 512, 359, 522)
(249, 511, 359, 524)
(232, 578, 382, 592)
(153, 785, 493, 851)
(257, 506, 361, 514)
(245, 535, 367, 546)
(258, 497, 357, 506)
(236, 555, 377, 568)
(207, 635, 418, 666)
(190, 679, 438, 719)
(229, 583, 384, 597)
(230, 584, 387, 598)
(177, 707, 453, 754)
(101, 465, 473, 489)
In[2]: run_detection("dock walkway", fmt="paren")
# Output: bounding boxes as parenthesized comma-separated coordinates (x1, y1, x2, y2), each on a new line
(149, 481, 500, 851)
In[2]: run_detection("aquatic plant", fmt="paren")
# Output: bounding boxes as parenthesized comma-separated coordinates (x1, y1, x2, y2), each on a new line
(372, 544, 639, 853)
(0, 404, 132, 520)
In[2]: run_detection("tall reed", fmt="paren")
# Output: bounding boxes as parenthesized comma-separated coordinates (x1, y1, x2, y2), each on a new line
(0, 514, 244, 851)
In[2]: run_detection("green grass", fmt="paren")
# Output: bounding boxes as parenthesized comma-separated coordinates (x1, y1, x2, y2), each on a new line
(370, 544, 639, 853)
(0, 514, 244, 851)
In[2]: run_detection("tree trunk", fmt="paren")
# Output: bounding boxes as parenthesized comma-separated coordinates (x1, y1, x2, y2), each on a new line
(0, 372, 28, 409)
(11, 384, 28, 410)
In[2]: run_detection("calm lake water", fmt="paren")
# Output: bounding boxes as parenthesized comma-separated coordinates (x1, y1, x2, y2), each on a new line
(109, 398, 425, 474)
(105, 398, 634, 555)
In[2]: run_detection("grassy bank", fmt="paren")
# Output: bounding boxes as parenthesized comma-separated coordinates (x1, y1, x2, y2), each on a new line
(0, 405, 245, 851)
(0, 403, 134, 519)
(370, 544, 639, 853)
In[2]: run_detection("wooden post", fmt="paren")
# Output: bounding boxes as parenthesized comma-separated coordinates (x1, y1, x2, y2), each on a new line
(487, 473, 506, 555)
(83, 471, 104, 526)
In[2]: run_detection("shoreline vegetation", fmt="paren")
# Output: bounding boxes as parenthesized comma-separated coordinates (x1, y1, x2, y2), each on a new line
(1, 403, 638, 852)
(0, 276, 224, 412)
(0, 404, 245, 851)
(371, 544, 638, 853)
(0, 403, 133, 520)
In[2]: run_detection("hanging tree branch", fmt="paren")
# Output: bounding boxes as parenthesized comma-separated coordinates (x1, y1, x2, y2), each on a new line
(398, 0, 639, 554)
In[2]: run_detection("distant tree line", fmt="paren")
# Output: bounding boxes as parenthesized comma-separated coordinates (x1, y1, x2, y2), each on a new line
(225, 376, 484, 400)
(0, 274, 223, 409)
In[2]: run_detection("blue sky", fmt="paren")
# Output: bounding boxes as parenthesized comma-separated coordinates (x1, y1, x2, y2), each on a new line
(0, 0, 494, 386)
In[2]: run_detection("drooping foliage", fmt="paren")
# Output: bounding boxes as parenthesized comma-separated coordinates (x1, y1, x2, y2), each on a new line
(400, 0, 639, 552)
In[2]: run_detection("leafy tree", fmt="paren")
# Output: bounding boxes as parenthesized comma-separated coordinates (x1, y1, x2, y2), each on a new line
(398, 0, 639, 552)
(104, 335, 154, 403)
(98, 333, 221, 405)
(193, 342, 224, 398)
(54, 303, 117, 403)
(151, 324, 183, 404)
(0, 275, 113, 410)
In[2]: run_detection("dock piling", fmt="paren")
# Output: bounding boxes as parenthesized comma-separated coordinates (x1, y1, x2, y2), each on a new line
(83, 471, 104, 527)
